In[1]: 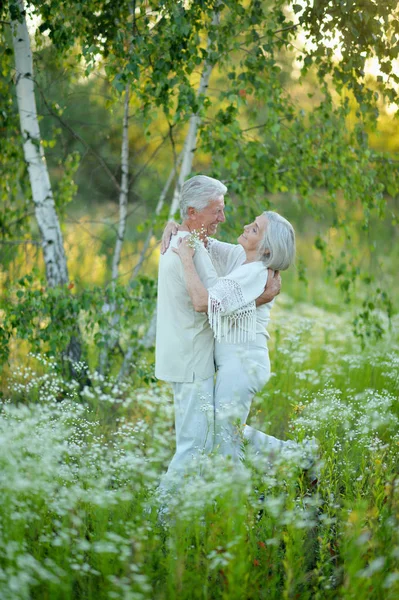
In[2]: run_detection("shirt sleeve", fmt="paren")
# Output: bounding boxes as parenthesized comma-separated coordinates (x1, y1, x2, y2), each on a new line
(207, 238, 245, 276)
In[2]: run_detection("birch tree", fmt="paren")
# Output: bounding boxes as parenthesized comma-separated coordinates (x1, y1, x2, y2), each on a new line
(10, 0, 68, 288)
(98, 85, 130, 374)
(168, 8, 222, 218)
(8, 0, 85, 369)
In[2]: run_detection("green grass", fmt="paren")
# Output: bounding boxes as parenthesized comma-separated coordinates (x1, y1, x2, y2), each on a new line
(1, 295, 399, 599)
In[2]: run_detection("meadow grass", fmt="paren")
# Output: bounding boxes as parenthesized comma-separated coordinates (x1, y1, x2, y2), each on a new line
(1, 294, 398, 599)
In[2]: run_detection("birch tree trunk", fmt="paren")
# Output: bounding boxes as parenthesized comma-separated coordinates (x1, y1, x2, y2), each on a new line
(98, 84, 130, 374)
(11, 0, 83, 369)
(111, 85, 130, 281)
(117, 156, 181, 380)
(11, 0, 69, 288)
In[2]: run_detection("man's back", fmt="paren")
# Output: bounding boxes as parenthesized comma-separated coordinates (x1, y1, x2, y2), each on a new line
(155, 231, 218, 383)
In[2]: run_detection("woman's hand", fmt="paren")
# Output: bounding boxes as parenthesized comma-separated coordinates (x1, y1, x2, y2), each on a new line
(172, 236, 195, 262)
(255, 269, 281, 306)
(160, 220, 179, 254)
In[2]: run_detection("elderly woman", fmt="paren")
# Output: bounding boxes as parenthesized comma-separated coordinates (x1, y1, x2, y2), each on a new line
(170, 210, 310, 467)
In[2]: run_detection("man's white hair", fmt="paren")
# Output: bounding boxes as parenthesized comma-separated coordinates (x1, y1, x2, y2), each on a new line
(257, 211, 296, 271)
(180, 175, 227, 219)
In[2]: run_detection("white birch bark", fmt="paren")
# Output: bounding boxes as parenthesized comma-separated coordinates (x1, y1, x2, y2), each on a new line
(112, 85, 130, 280)
(10, 1, 85, 372)
(98, 84, 130, 374)
(117, 156, 181, 379)
(11, 0, 69, 287)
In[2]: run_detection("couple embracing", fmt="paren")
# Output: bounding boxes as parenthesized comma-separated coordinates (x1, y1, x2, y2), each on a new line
(155, 175, 317, 502)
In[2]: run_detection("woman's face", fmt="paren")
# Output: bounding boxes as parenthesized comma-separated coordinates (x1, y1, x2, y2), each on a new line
(238, 214, 268, 256)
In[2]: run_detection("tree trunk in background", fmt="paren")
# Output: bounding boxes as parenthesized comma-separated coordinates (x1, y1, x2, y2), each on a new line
(111, 85, 130, 281)
(130, 152, 182, 281)
(98, 85, 130, 375)
(11, 0, 83, 369)
(11, 0, 69, 288)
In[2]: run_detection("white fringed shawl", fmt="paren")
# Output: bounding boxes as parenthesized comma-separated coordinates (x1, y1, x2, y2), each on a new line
(207, 261, 268, 343)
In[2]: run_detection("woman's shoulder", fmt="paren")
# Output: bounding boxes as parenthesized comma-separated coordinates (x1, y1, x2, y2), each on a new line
(207, 238, 245, 275)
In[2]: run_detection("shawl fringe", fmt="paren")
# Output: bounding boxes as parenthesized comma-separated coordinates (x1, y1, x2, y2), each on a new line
(208, 294, 257, 344)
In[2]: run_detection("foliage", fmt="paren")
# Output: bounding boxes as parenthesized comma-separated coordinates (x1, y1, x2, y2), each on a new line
(1, 3, 398, 595)
(0, 271, 157, 374)
(0, 35, 31, 247)
(299, 0, 399, 110)
(0, 302, 398, 598)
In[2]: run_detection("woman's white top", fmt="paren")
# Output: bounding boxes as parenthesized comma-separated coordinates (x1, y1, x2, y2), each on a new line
(206, 239, 274, 345)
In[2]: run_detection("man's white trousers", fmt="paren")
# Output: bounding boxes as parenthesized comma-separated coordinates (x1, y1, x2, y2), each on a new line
(157, 375, 214, 496)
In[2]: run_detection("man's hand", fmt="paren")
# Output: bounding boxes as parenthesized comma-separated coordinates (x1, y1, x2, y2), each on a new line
(160, 220, 179, 254)
(256, 269, 281, 306)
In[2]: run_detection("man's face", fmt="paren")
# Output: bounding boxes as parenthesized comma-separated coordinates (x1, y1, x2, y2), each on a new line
(193, 196, 226, 235)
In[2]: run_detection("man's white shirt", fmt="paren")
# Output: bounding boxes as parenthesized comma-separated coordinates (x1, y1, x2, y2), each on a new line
(155, 232, 219, 383)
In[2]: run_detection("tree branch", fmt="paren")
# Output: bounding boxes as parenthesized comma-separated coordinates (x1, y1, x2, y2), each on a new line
(0, 239, 41, 246)
(34, 80, 121, 193)
(272, 23, 300, 36)
(130, 150, 182, 282)
(130, 132, 168, 185)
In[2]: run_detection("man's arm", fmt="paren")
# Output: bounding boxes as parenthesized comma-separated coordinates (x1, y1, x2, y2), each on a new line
(256, 270, 281, 306)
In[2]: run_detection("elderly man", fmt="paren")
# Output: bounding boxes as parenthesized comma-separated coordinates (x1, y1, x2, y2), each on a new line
(155, 175, 280, 496)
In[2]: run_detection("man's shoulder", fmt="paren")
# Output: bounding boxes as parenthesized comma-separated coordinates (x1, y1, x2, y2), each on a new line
(170, 230, 190, 248)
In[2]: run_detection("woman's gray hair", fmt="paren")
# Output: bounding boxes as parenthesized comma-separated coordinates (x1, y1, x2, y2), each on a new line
(180, 175, 227, 219)
(257, 211, 296, 271)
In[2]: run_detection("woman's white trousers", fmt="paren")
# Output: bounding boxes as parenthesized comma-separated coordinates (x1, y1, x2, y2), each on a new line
(214, 341, 291, 463)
